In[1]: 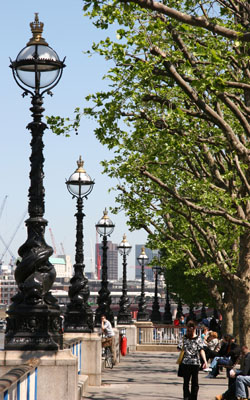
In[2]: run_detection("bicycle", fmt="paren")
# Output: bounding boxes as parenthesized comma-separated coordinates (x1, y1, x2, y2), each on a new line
(102, 337, 114, 369)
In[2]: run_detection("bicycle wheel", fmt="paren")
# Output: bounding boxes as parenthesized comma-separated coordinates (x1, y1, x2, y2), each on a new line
(105, 347, 114, 369)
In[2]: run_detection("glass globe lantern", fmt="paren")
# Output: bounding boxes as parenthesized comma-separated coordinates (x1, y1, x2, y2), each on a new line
(152, 266, 163, 275)
(138, 246, 149, 265)
(96, 208, 115, 237)
(66, 156, 94, 198)
(10, 13, 65, 94)
(118, 234, 132, 257)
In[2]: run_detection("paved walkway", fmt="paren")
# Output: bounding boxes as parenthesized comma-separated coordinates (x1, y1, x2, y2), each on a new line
(84, 352, 229, 400)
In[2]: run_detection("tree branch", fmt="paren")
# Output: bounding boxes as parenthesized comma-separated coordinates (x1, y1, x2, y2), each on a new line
(120, 0, 250, 41)
(150, 44, 250, 162)
(140, 168, 250, 228)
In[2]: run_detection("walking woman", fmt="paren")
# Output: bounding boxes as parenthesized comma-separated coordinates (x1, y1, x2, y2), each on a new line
(178, 320, 207, 400)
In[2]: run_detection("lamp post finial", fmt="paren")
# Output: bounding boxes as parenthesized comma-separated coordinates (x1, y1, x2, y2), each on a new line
(27, 13, 48, 46)
(76, 156, 85, 173)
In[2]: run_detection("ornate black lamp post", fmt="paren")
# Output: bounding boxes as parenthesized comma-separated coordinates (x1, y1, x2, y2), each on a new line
(95, 209, 115, 326)
(188, 304, 196, 321)
(176, 297, 183, 319)
(64, 156, 94, 332)
(117, 234, 132, 325)
(150, 266, 163, 323)
(137, 247, 149, 321)
(5, 14, 65, 350)
(201, 303, 207, 320)
(163, 282, 173, 324)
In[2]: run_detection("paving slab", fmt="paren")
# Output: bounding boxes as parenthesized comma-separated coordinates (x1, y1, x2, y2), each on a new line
(83, 352, 229, 400)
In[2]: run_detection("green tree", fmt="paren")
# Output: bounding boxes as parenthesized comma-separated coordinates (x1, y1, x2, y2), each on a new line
(49, 0, 250, 345)
(160, 257, 215, 308)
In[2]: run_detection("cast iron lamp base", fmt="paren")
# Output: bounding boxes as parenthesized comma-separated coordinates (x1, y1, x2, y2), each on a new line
(137, 311, 149, 321)
(151, 310, 161, 323)
(64, 305, 93, 333)
(117, 311, 132, 325)
(5, 303, 62, 350)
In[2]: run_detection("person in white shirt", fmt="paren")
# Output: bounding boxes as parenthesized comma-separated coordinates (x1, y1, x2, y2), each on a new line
(101, 315, 114, 337)
(101, 315, 115, 363)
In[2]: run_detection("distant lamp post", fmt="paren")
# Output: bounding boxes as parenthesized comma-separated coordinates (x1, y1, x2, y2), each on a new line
(5, 14, 65, 350)
(117, 234, 132, 324)
(189, 304, 196, 321)
(95, 208, 115, 326)
(64, 156, 94, 332)
(201, 303, 207, 320)
(163, 282, 173, 324)
(176, 297, 183, 319)
(150, 266, 163, 323)
(137, 247, 149, 321)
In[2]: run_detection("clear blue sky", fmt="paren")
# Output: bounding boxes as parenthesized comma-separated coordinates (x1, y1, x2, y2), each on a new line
(0, 0, 147, 279)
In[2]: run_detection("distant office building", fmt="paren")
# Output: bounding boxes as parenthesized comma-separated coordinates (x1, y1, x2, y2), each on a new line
(0, 256, 72, 307)
(95, 241, 118, 281)
(49, 254, 72, 283)
(85, 271, 96, 280)
(135, 246, 159, 281)
(0, 272, 18, 305)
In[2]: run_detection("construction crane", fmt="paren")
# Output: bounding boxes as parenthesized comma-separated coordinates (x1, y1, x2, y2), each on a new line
(60, 242, 65, 256)
(49, 228, 57, 255)
(0, 234, 15, 263)
(0, 209, 27, 265)
(0, 196, 12, 265)
(0, 196, 8, 221)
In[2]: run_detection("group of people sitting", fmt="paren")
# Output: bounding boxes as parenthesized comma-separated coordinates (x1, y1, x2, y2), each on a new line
(201, 327, 250, 400)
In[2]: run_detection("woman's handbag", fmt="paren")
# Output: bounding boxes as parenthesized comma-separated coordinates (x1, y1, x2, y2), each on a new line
(177, 339, 185, 377)
(176, 348, 184, 365)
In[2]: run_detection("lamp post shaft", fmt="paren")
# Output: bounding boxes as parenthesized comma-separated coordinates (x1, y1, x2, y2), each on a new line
(122, 254, 127, 295)
(176, 297, 183, 319)
(151, 270, 161, 323)
(137, 259, 149, 321)
(102, 235, 108, 282)
(75, 197, 84, 265)
(64, 196, 93, 332)
(117, 253, 132, 324)
(28, 95, 46, 217)
(5, 94, 62, 350)
(95, 235, 114, 326)
(163, 283, 172, 324)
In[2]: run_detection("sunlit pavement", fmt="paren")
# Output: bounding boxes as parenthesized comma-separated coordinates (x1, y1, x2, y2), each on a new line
(83, 352, 229, 400)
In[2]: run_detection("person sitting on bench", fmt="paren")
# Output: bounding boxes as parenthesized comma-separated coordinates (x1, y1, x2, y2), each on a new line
(205, 334, 240, 378)
(215, 345, 250, 400)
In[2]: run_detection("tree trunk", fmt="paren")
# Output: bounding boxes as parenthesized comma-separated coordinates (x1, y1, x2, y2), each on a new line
(232, 297, 239, 342)
(220, 302, 233, 336)
(237, 232, 250, 348)
(235, 285, 250, 347)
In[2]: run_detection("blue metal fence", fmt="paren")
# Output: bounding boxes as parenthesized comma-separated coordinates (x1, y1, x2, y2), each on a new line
(1, 362, 38, 400)
(68, 339, 82, 375)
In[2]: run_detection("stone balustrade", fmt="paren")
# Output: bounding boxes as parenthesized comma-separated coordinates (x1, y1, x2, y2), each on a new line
(0, 323, 139, 400)
(0, 358, 39, 400)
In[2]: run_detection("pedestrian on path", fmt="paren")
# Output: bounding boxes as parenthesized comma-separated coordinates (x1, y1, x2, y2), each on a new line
(178, 320, 207, 400)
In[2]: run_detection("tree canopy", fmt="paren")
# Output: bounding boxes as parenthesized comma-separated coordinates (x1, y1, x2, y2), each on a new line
(48, 0, 250, 344)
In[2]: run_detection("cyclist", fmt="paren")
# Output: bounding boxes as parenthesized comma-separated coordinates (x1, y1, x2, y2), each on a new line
(101, 315, 115, 363)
